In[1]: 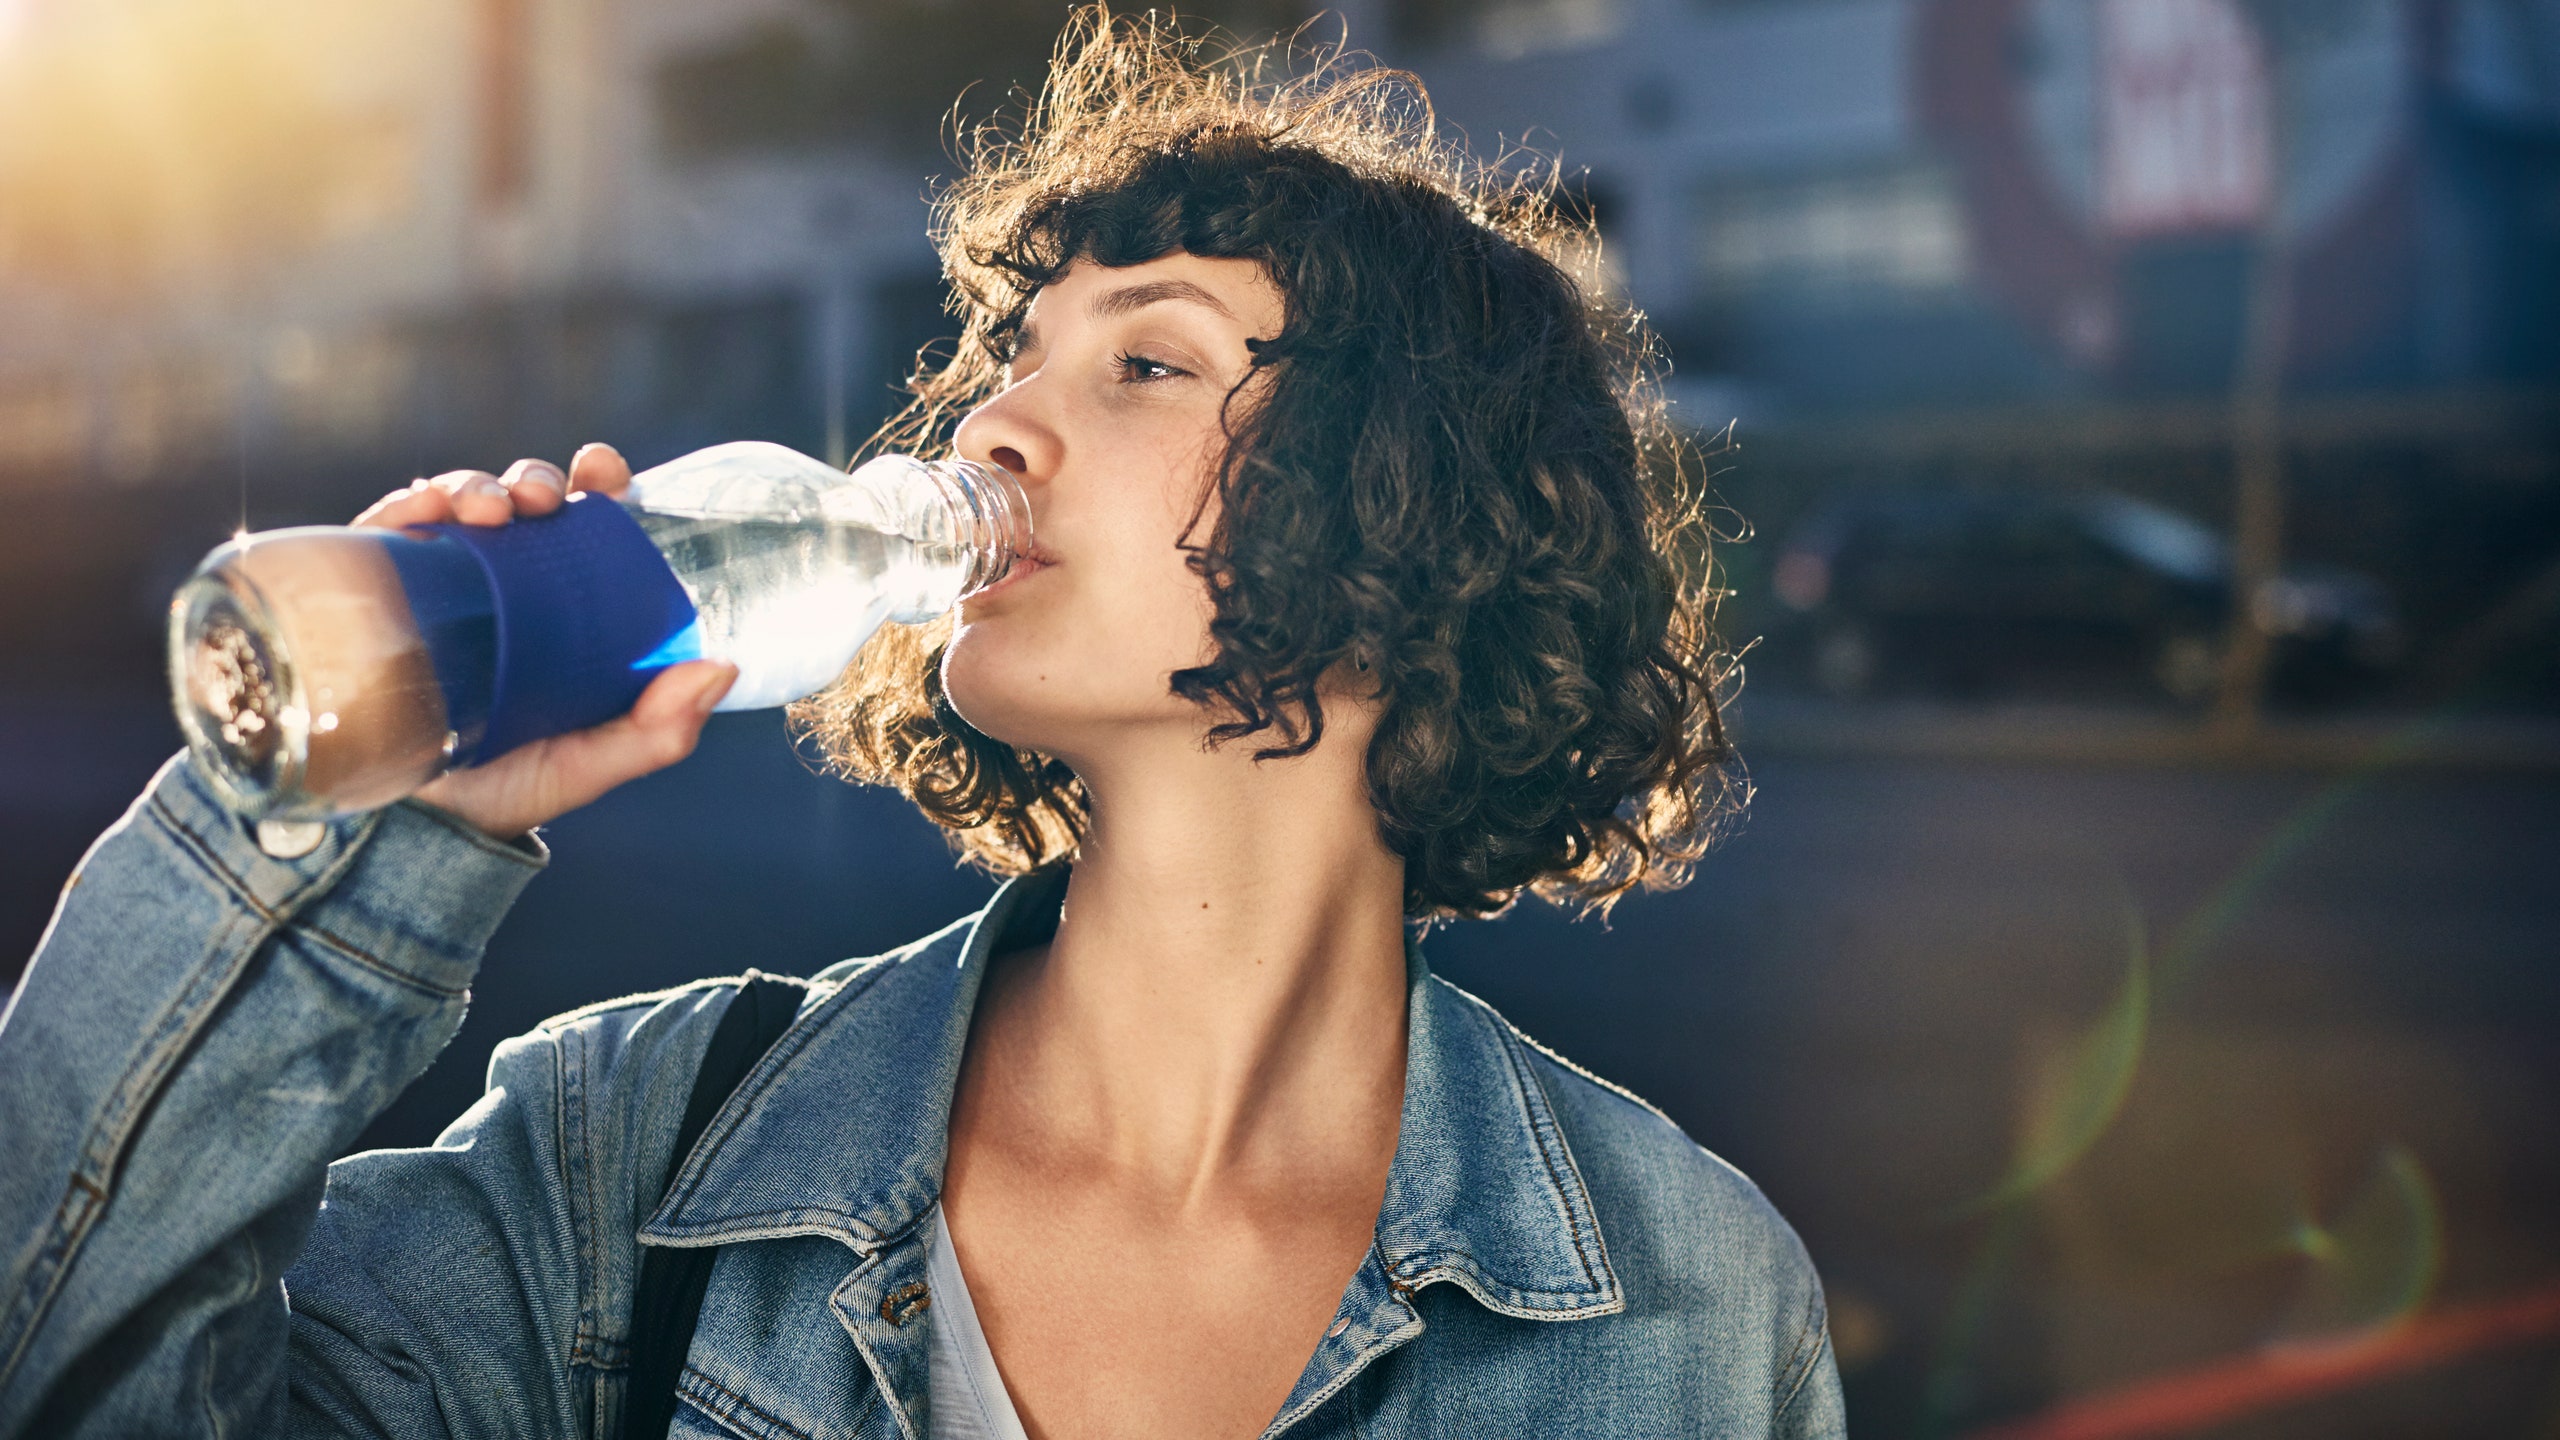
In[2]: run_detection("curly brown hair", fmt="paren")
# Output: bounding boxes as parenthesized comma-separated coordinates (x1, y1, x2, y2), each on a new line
(790, 6, 1742, 919)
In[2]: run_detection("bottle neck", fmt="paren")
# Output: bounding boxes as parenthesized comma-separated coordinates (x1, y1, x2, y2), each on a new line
(928, 458, 1033, 596)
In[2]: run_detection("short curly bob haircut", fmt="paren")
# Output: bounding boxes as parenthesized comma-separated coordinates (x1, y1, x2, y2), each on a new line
(791, 5, 1743, 919)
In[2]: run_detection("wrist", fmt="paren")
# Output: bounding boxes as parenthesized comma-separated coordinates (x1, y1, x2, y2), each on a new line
(405, 778, 540, 846)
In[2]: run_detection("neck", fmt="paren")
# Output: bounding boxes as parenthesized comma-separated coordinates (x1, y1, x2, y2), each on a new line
(970, 722, 1410, 1203)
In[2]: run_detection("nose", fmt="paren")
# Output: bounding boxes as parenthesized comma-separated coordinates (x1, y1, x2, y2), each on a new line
(953, 383, 1060, 488)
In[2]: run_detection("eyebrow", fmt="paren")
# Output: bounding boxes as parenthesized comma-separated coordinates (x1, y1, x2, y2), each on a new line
(1088, 279, 1236, 321)
(1008, 278, 1241, 364)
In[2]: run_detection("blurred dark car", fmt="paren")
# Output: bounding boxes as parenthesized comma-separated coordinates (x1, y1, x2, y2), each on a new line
(1767, 489, 2404, 702)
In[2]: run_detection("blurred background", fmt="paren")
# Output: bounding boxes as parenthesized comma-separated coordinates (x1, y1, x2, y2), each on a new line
(3, 0, 2557, 1434)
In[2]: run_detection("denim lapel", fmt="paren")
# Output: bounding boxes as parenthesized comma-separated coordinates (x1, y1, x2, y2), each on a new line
(639, 871, 1621, 1439)
(1260, 940, 1625, 1436)
(637, 865, 1065, 1440)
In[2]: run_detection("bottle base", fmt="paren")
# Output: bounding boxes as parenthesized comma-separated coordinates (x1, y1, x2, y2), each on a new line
(170, 566, 310, 820)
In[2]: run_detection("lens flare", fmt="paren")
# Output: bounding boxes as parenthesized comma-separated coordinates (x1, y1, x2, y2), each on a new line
(2273, 1143, 2444, 1347)
(1960, 901, 2151, 1216)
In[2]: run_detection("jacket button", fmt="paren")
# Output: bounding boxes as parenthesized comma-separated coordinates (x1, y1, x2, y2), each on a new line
(256, 819, 327, 859)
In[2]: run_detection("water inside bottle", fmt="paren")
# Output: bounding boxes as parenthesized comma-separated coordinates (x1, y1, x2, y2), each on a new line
(618, 442, 1023, 708)
(629, 511, 971, 711)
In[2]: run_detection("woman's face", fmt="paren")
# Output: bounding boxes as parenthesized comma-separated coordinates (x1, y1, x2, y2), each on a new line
(942, 252, 1287, 763)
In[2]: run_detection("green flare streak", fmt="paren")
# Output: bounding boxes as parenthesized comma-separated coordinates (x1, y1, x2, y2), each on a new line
(1959, 904, 2150, 1216)
(1919, 701, 2486, 1435)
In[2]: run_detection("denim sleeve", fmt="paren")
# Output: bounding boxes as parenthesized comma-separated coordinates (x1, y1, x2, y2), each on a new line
(281, 1029, 598, 1440)
(0, 753, 549, 1439)
(1771, 1280, 1847, 1440)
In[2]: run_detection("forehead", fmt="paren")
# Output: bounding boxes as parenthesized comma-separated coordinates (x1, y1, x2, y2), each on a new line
(1029, 252, 1284, 332)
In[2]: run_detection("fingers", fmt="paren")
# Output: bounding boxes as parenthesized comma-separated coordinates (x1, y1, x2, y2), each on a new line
(351, 469, 502, 528)
(350, 454, 584, 529)
(352, 478, 455, 530)
(569, 442, 632, 497)
(501, 457, 568, 517)
(435, 469, 513, 526)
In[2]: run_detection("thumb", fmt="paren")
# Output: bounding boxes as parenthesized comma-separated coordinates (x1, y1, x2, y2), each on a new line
(545, 660, 738, 799)
(406, 660, 739, 840)
(623, 659, 740, 753)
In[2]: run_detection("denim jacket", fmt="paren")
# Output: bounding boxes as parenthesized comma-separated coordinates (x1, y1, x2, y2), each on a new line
(0, 754, 1843, 1439)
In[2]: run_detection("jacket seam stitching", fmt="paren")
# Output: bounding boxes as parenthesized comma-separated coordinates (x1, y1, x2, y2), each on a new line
(0, 887, 284, 1394)
(1475, 1005, 1608, 1293)
(1442, 973, 1684, 1131)
(149, 793, 465, 999)
(1394, 1257, 1621, 1317)
(558, 1025, 613, 1373)
(653, 959, 902, 1220)
(297, 922, 467, 1000)
(678, 1364, 822, 1440)
(1260, 1308, 1425, 1438)
(642, 1207, 876, 1245)
(1772, 1283, 1831, 1419)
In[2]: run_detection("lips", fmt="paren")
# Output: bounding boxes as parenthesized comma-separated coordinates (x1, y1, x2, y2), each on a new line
(972, 543, 1060, 601)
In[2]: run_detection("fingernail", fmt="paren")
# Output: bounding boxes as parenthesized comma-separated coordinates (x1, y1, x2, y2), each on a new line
(462, 474, 505, 499)
(515, 460, 565, 495)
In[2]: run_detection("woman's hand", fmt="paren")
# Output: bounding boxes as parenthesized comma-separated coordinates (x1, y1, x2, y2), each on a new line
(350, 443, 738, 841)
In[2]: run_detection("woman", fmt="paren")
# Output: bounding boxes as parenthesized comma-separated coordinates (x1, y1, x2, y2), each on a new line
(0, 11, 1840, 1438)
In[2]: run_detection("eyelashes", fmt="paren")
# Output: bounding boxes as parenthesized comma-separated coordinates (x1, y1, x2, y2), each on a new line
(1114, 350, 1187, 384)
(979, 326, 1189, 386)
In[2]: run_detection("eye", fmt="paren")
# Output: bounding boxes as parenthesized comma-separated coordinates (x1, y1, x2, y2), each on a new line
(1114, 350, 1187, 384)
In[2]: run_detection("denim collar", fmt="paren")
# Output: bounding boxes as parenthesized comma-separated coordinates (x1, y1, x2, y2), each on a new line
(641, 866, 1624, 1324)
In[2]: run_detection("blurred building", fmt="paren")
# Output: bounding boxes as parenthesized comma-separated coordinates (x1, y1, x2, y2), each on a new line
(0, 0, 951, 487)
(0, 0, 2554, 679)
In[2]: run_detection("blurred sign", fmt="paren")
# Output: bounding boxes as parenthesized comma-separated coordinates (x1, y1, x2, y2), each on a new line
(1920, 0, 2415, 380)
(2096, 0, 2271, 237)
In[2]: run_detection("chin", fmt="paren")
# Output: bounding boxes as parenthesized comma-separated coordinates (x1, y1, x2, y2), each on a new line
(938, 637, 1035, 750)
(940, 630, 1203, 757)
(938, 630, 1100, 755)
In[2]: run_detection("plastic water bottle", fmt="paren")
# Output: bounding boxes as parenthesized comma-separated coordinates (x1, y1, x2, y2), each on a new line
(168, 442, 1030, 820)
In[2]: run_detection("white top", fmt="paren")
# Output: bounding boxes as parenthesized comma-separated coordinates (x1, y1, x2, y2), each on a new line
(927, 1206, 1032, 1440)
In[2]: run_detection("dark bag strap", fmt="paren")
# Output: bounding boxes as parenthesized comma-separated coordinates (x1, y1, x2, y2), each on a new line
(621, 971, 807, 1440)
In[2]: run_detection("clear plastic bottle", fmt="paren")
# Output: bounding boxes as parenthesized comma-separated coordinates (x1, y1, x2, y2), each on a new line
(168, 442, 1029, 821)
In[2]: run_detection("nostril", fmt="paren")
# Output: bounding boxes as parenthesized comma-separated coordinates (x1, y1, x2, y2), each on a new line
(990, 446, 1028, 475)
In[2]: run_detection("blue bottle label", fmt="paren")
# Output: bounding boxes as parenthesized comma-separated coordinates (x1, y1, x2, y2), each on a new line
(414, 492, 701, 766)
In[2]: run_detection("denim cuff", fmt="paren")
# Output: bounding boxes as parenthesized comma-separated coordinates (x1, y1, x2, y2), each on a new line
(147, 753, 547, 996)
